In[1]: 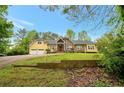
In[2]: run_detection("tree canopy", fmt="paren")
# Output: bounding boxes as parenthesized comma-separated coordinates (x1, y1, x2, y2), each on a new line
(78, 31, 91, 41)
(39, 31, 60, 40)
(0, 6, 13, 54)
(66, 29, 75, 40)
(39, 5, 124, 31)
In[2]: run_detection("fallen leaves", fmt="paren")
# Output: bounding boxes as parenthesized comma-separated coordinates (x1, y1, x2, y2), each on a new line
(66, 67, 122, 87)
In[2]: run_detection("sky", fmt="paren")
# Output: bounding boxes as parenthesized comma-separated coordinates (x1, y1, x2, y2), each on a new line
(7, 5, 112, 41)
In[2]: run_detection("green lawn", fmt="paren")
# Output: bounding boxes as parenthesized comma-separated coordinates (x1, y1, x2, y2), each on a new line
(0, 53, 100, 87)
(16, 53, 100, 65)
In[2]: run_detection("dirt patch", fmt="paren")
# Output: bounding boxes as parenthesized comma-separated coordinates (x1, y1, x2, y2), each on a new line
(66, 67, 122, 87)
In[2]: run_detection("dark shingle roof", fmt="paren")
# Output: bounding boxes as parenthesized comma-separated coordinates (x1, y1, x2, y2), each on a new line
(47, 40, 57, 44)
(36, 38, 95, 45)
(72, 40, 95, 45)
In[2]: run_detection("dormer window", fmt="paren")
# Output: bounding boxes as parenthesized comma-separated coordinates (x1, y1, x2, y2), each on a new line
(38, 41, 42, 44)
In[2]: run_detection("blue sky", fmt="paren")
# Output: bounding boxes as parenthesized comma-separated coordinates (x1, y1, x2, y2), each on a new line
(7, 5, 112, 41)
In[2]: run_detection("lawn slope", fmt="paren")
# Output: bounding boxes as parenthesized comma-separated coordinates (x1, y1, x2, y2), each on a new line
(0, 53, 100, 87)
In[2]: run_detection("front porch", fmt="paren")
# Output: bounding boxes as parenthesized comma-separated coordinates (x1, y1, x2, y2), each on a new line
(57, 43, 65, 52)
(57, 38, 65, 52)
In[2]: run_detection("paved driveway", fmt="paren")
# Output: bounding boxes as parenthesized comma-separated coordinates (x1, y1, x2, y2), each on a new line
(0, 54, 62, 68)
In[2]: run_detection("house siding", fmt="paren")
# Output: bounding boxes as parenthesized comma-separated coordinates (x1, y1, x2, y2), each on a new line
(29, 38, 98, 54)
(64, 39, 74, 51)
(74, 44, 86, 52)
(86, 44, 98, 52)
(29, 41, 48, 53)
(48, 44, 57, 52)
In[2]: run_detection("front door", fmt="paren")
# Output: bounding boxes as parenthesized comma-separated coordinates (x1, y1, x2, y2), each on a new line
(57, 44, 64, 52)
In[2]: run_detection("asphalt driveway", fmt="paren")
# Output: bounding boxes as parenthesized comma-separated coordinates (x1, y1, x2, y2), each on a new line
(0, 54, 61, 68)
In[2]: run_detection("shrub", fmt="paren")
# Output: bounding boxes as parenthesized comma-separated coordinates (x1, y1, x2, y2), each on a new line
(46, 49, 51, 53)
(97, 31, 124, 79)
(7, 46, 27, 56)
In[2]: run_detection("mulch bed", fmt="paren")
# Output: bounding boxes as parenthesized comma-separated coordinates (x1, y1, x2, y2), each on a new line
(66, 67, 123, 87)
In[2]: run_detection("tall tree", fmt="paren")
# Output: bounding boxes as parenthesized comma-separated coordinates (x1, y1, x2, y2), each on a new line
(26, 29, 39, 42)
(66, 29, 75, 40)
(14, 28, 27, 44)
(12, 28, 28, 54)
(0, 6, 13, 54)
(24, 30, 39, 52)
(78, 31, 91, 41)
(39, 31, 60, 40)
(14, 29, 39, 54)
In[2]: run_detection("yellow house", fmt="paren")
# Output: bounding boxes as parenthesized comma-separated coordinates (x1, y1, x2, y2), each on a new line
(29, 40, 48, 55)
(29, 38, 98, 55)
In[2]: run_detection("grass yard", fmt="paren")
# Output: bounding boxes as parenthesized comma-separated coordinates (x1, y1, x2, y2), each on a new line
(0, 53, 117, 87)
(15, 53, 100, 65)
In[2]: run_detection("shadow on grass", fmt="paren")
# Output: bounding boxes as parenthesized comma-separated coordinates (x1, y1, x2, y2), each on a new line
(13, 60, 101, 69)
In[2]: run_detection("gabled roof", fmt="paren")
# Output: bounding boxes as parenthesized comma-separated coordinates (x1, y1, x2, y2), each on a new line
(72, 40, 95, 45)
(47, 40, 95, 45)
(47, 37, 65, 45)
(31, 38, 95, 45)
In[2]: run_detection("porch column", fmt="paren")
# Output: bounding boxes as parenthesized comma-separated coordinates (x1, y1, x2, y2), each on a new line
(85, 44, 87, 53)
(56, 44, 57, 52)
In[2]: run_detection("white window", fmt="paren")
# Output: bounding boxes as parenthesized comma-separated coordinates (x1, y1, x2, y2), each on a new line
(67, 46, 72, 50)
(88, 46, 94, 50)
(76, 46, 82, 50)
(68, 46, 72, 48)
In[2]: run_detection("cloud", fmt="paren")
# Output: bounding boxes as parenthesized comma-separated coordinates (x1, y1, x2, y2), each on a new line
(12, 21, 24, 29)
(7, 16, 34, 29)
